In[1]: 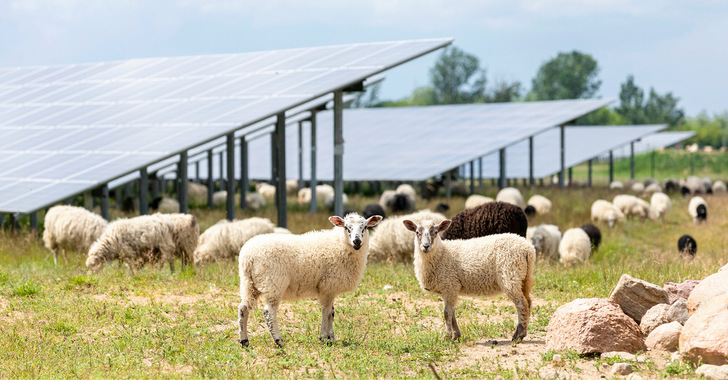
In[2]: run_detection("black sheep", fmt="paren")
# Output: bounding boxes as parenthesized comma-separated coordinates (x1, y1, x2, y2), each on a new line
(362, 204, 386, 219)
(580, 224, 602, 250)
(389, 193, 415, 213)
(524, 205, 536, 217)
(696, 204, 707, 221)
(664, 179, 679, 194)
(442, 201, 527, 240)
(677, 234, 697, 260)
(149, 197, 163, 210)
(434, 203, 450, 214)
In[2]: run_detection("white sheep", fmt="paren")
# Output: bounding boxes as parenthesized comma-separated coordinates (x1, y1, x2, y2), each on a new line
(526, 195, 552, 215)
(153, 213, 199, 269)
(188, 182, 208, 205)
(245, 193, 266, 211)
(609, 181, 624, 190)
(368, 210, 446, 263)
(558, 228, 592, 267)
(286, 179, 299, 196)
(403, 219, 534, 342)
(237, 213, 382, 347)
(151, 197, 180, 214)
(496, 187, 525, 208)
(464, 194, 493, 209)
(591, 199, 625, 228)
(194, 217, 276, 265)
(688, 196, 707, 223)
(644, 183, 663, 194)
(526, 227, 536, 242)
(530, 224, 561, 261)
(712, 180, 727, 193)
(613, 194, 655, 221)
(86, 215, 176, 272)
(43, 205, 108, 265)
(297, 184, 335, 205)
(212, 191, 227, 207)
(631, 182, 645, 193)
(256, 182, 276, 201)
(650, 192, 671, 220)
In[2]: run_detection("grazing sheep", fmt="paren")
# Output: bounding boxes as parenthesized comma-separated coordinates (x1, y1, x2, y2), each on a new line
(496, 187, 525, 208)
(663, 179, 680, 194)
(378, 190, 397, 209)
(153, 213, 199, 269)
(441, 201, 528, 240)
(286, 179, 299, 196)
(368, 210, 446, 263)
(580, 224, 601, 251)
(434, 203, 450, 214)
(256, 182, 276, 201)
(609, 181, 624, 190)
(530, 224, 561, 261)
(644, 178, 658, 187)
(395, 184, 417, 202)
(86, 215, 176, 272)
(677, 235, 697, 260)
(245, 193, 266, 211)
(188, 182, 208, 205)
(362, 204, 386, 220)
(631, 182, 645, 193)
(43, 205, 108, 265)
(465, 195, 493, 209)
(702, 177, 713, 193)
(388, 193, 415, 213)
(650, 192, 671, 220)
(237, 213, 382, 347)
(591, 200, 625, 228)
(682, 176, 705, 196)
(324, 192, 349, 210)
(297, 184, 335, 205)
(558, 228, 592, 267)
(403, 219, 534, 342)
(644, 183, 662, 194)
(150, 197, 180, 214)
(688, 196, 707, 223)
(613, 194, 654, 221)
(526, 195, 552, 216)
(212, 191, 227, 207)
(194, 217, 276, 265)
(712, 180, 727, 193)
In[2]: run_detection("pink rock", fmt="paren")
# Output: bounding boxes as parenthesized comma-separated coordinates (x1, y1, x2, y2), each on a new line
(680, 293, 728, 365)
(546, 298, 646, 355)
(663, 280, 701, 304)
(609, 274, 669, 323)
(687, 271, 728, 315)
(645, 321, 682, 352)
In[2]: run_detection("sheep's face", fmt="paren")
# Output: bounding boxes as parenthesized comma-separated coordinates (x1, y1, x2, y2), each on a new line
(329, 213, 382, 251)
(696, 204, 707, 221)
(403, 219, 452, 253)
(86, 242, 105, 271)
(531, 234, 545, 253)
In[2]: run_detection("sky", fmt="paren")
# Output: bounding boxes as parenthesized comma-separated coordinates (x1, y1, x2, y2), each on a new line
(1, 0, 726, 117)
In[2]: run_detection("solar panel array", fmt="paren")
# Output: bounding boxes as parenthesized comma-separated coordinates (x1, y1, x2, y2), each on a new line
(244, 99, 614, 181)
(610, 131, 696, 159)
(0, 38, 453, 213)
(477, 125, 667, 178)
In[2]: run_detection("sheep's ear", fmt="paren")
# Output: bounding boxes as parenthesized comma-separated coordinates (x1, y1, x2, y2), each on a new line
(329, 216, 346, 228)
(402, 220, 417, 232)
(437, 219, 452, 233)
(366, 215, 383, 228)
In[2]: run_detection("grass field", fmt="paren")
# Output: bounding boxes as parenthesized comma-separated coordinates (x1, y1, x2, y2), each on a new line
(1, 188, 726, 378)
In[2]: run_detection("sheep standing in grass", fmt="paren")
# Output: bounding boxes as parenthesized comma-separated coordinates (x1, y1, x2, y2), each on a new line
(591, 200, 624, 228)
(464, 195, 493, 209)
(580, 224, 601, 251)
(609, 181, 624, 190)
(396, 184, 417, 202)
(86, 215, 176, 272)
(495, 187, 525, 208)
(153, 213, 199, 269)
(194, 217, 276, 265)
(150, 197, 180, 214)
(380, 186, 416, 213)
(297, 184, 335, 205)
(212, 191, 227, 207)
(256, 182, 276, 201)
(43, 205, 108, 265)
(442, 201, 528, 240)
(403, 219, 534, 342)
(644, 183, 662, 194)
(650, 192, 671, 220)
(368, 210, 446, 263)
(530, 224, 561, 261)
(285, 179, 299, 196)
(613, 194, 655, 221)
(237, 213, 382, 348)
(188, 182, 208, 205)
(526, 195, 552, 216)
(245, 193, 266, 211)
(688, 196, 707, 223)
(712, 180, 727, 193)
(558, 228, 592, 267)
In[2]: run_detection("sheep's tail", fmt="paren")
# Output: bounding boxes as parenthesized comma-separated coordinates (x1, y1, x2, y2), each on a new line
(522, 247, 535, 311)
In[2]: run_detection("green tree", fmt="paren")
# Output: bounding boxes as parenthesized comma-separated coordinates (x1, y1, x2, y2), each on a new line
(529, 51, 601, 100)
(644, 89, 684, 127)
(615, 75, 684, 127)
(430, 46, 487, 104)
(487, 79, 522, 103)
(614, 75, 646, 124)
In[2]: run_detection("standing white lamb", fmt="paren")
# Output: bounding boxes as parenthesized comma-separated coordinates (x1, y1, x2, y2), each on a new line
(403, 219, 534, 342)
(558, 228, 592, 267)
(367, 210, 447, 263)
(530, 224, 561, 261)
(591, 199, 625, 228)
(194, 217, 276, 265)
(688, 196, 707, 223)
(86, 215, 176, 272)
(43, 205, 108, 265)
(237, 213, 382, 348)
(496, 187, 525, 208)
(650, 192, 671, 220)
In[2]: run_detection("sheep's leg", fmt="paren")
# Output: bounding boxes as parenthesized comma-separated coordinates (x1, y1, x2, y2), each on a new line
(442, 296, 460, 341)
(263, 298, 283, 348)
(318, 296, 336, 343)
(238, 301, 251, 348)
(504, 287, 531, 343)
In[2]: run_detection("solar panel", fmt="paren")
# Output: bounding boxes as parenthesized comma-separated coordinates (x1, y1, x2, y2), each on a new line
(245, 99, 614, 181)
(610, 131, 696, 159)
(0, 39, 452, 213)
(477, 125, 667, 178)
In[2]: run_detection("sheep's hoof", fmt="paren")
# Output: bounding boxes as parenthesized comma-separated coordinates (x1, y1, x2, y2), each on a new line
(274, 339, 283, 348)
(319, 335, 335, 345)
(239, 339, 249, 348)
(511, 325, 527, 343)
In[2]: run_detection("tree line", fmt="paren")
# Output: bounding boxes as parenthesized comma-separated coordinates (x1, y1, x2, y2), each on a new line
(351, 46, 726, 148)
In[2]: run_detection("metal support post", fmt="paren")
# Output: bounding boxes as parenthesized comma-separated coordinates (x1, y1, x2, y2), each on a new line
(178, 151, 189, 214)
(498, 148, 506, 189)
(588, 159, 593, 188)
(218, 151, 224, 191)
(207, 150, 214, 208)
(559, 124, 565, 189)
(298, 120, 304, 190)
(275, 113, 287, 227)
(239, 137, 248, 210)
(630, 141, 635, 179)
(226, 133, 236, 221)
(478, 156, 483, 190)
(271, 132, 278, 188)
(140, 168, 149, 215)
(609, 150, 614, 183)
(310, 112, 318, 213)
(568, 167, 573, 186)
(101, 185, 110, 220)
(30, 212, 38, 231)
(469, 160, 475, 194)
(333, 90, 344, 217)
(529, 136, 534, 187)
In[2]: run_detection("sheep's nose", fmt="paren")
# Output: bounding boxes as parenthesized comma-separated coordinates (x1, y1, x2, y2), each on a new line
(422, 244, 431, 251)
(353, 238, 362, 250)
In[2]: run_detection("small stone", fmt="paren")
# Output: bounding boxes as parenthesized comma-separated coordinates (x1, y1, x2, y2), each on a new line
(626, 374, 643, 380)
(666, 298, 689, 325)
(609, 274, 669, 323)
(611, 363, 633, 376)
(552, 354, 562, 363)
(664, 280, 701, 304)
(601, 351, 636, 361)
(695, 364, 728, 380)
(382, 285, 394, 291)
(538, 366, 561, 380)
(645, 321, 682, 352)
(640, 303, 670, 336)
